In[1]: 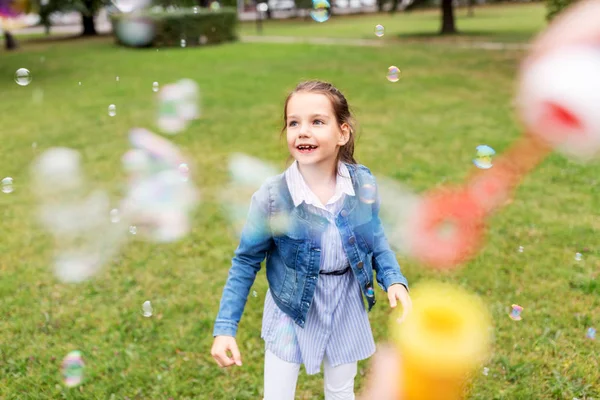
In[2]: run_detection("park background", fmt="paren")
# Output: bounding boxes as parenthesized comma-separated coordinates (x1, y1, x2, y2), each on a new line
(1, 0, 599, 398)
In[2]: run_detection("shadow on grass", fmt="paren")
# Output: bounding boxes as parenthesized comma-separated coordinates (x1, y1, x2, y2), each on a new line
(394, 30, 535, 43)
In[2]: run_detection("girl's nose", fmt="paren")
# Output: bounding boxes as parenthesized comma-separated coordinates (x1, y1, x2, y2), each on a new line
(299, 124, 310, 137)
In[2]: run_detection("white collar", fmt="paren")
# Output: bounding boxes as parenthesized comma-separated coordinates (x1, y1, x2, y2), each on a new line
(285, 161, 355, 209)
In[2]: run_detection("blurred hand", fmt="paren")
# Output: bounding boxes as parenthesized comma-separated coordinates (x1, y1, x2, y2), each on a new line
(523, 0, 600, 65)
(357, 344, 403, 400)
(211, 335, 243, 368)
(388, 284, 412, 324)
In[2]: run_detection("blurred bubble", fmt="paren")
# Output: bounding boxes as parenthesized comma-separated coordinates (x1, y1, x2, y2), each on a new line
(310, 0, 330, 23)
(575, 252, 582, 261)
(61, 350, 84, 388)
(129, 225, 137, 235)
(142, 300, 153, 317)
(110, 209, 120, 223)
(156, 80, 200, 134)
(178, 163, 190, 181)
(193, 6, 199, 12)
(152, 82, 159, 92)
(483, 367, 489, 376)
(31, 147, 126, 283)
(116, 76, 120, 82)
(387, 66, 400, 83)
(32, 142, 37, 149)
(15, 68, 32, 86)
(220, 153, 282, 238)
(78, 81, 82, 86)
(518, 245, 524, 253)
(366, 286, 374, 297)
(108, 104, 117, 117)
(209, 1, 220, 10)
(252, 290, 257, 297)
(2, 177, 14, 194)
(358, 183, 377, 204)
(509, 304, 523, 321)
(115, 17, 156, 47)
(375, 24, 384, 37)
(180, 39, 187, 48)
(257, 2, 268, 12)
(199, 35, 208, 45)
(587, 327, 596, 340)
(374, 176, 422, 256)
(112, 0, 151, 12)
(473, 145, 495, 169)
(121, 128, 200, 243)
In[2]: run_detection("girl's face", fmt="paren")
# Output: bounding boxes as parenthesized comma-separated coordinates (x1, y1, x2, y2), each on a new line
(285, 92, 350, 169)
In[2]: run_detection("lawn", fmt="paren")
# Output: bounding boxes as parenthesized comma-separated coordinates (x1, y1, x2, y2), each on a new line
(237, 2, 547, 43)
(1, 3, 599, 399)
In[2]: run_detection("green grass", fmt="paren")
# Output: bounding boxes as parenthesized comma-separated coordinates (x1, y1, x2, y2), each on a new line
(238, 2, 547, 43)
(1, 4, 599, 399)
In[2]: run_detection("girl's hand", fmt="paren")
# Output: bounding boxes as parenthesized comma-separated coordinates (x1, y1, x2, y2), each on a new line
(387, 284, 412, 324)
(211, 335, 243, 368)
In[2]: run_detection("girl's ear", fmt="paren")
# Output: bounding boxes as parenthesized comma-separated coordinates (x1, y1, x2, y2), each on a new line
(338, 123, 351, 146)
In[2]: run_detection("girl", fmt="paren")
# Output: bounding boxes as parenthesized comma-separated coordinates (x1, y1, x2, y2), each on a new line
(211, 80, 412, 400)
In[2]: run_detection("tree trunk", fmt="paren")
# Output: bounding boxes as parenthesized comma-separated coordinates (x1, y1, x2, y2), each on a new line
(81, 13, 97, 36)
(440, 0, 457, 34)
(377, 0, 385, 12)
(4, 31, 18, 50)
(467, 0, 474, 17)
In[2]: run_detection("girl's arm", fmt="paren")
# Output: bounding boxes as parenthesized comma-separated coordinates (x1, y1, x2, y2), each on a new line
(213, 183, 274, 337)
(371, 177, 409, 292)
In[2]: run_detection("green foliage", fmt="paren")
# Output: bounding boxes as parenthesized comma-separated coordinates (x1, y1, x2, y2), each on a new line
(110, 7, 238, 48)
(546, 0, 577, 20)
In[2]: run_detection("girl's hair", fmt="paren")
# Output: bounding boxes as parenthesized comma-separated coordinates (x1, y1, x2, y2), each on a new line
(281, 80, 358, 172)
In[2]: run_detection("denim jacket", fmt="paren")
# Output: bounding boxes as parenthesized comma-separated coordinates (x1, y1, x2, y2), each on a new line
(213, 163, 409, 337)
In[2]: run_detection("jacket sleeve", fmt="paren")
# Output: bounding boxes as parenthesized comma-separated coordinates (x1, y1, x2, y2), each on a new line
(370, 174, 409, 292)
(213, 182, 274, 337)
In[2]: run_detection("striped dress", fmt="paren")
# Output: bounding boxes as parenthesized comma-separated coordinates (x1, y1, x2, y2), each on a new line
(260, 161, 376, 375)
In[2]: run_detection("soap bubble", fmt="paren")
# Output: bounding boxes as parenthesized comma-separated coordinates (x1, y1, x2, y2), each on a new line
(114, 17, 156, 47)
(2, 177, 14, 194)
(586, 327, 596, 340)
(152, 82, 159, 92)
(252, 290, 257, 297)
(509, 304, 523, 321)
(142, 300, 153, 317)
(129, 225, 137, 235)
(483, 367, 489, 376)
(310, 0, 330, 23)
(15, 68, 32, 86)
(209, 1, 220, 10)
(180, 38, 187, 48)
(358, 183, 377, 204)
(518, 245, 524, 253)
(387, 66, 400, 83)
(193, 6, 199, 13)
(108, 104, 117, 117)
(575, 252, 582, 261)
(473, 145, 495, 169)
(111, 0, 152, 13)
(61, 350, 85, 387)
(375, 24, 384, 37)
(110, 209, 120, 223)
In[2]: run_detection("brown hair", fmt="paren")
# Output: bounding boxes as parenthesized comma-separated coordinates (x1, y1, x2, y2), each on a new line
(281, 80, 358, 172)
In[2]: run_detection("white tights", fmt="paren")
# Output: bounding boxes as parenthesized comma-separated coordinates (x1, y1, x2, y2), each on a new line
(263, 349, 357, 400)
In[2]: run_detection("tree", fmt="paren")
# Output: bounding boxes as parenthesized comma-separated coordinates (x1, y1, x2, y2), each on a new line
(0, 0, 35, 49)
(36, 0, 110, 36)
(405, 0, 457, 34)
(547, 0, 577, 20)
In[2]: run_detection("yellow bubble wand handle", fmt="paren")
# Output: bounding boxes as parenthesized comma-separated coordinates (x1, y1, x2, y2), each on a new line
(390, 282, 492, 400)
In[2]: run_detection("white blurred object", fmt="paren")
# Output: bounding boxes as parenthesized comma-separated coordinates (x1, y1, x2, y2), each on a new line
(31, 148, 128, 283)
(156, 79, 201, 135)
(121, 128, 200, 242)
(375, 176, 422, 256)
(220, 153, 281, 237)
(517, 46, 600, 162)
(111, 0, 152, 13)
(114, 17, 156, 47)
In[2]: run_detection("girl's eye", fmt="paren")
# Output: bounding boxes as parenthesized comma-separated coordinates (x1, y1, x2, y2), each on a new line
(314, 120, 324, 125)
(288, 121, 298, 127)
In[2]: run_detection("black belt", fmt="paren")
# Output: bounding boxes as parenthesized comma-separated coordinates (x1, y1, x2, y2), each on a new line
(319, 266, 351, 276)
